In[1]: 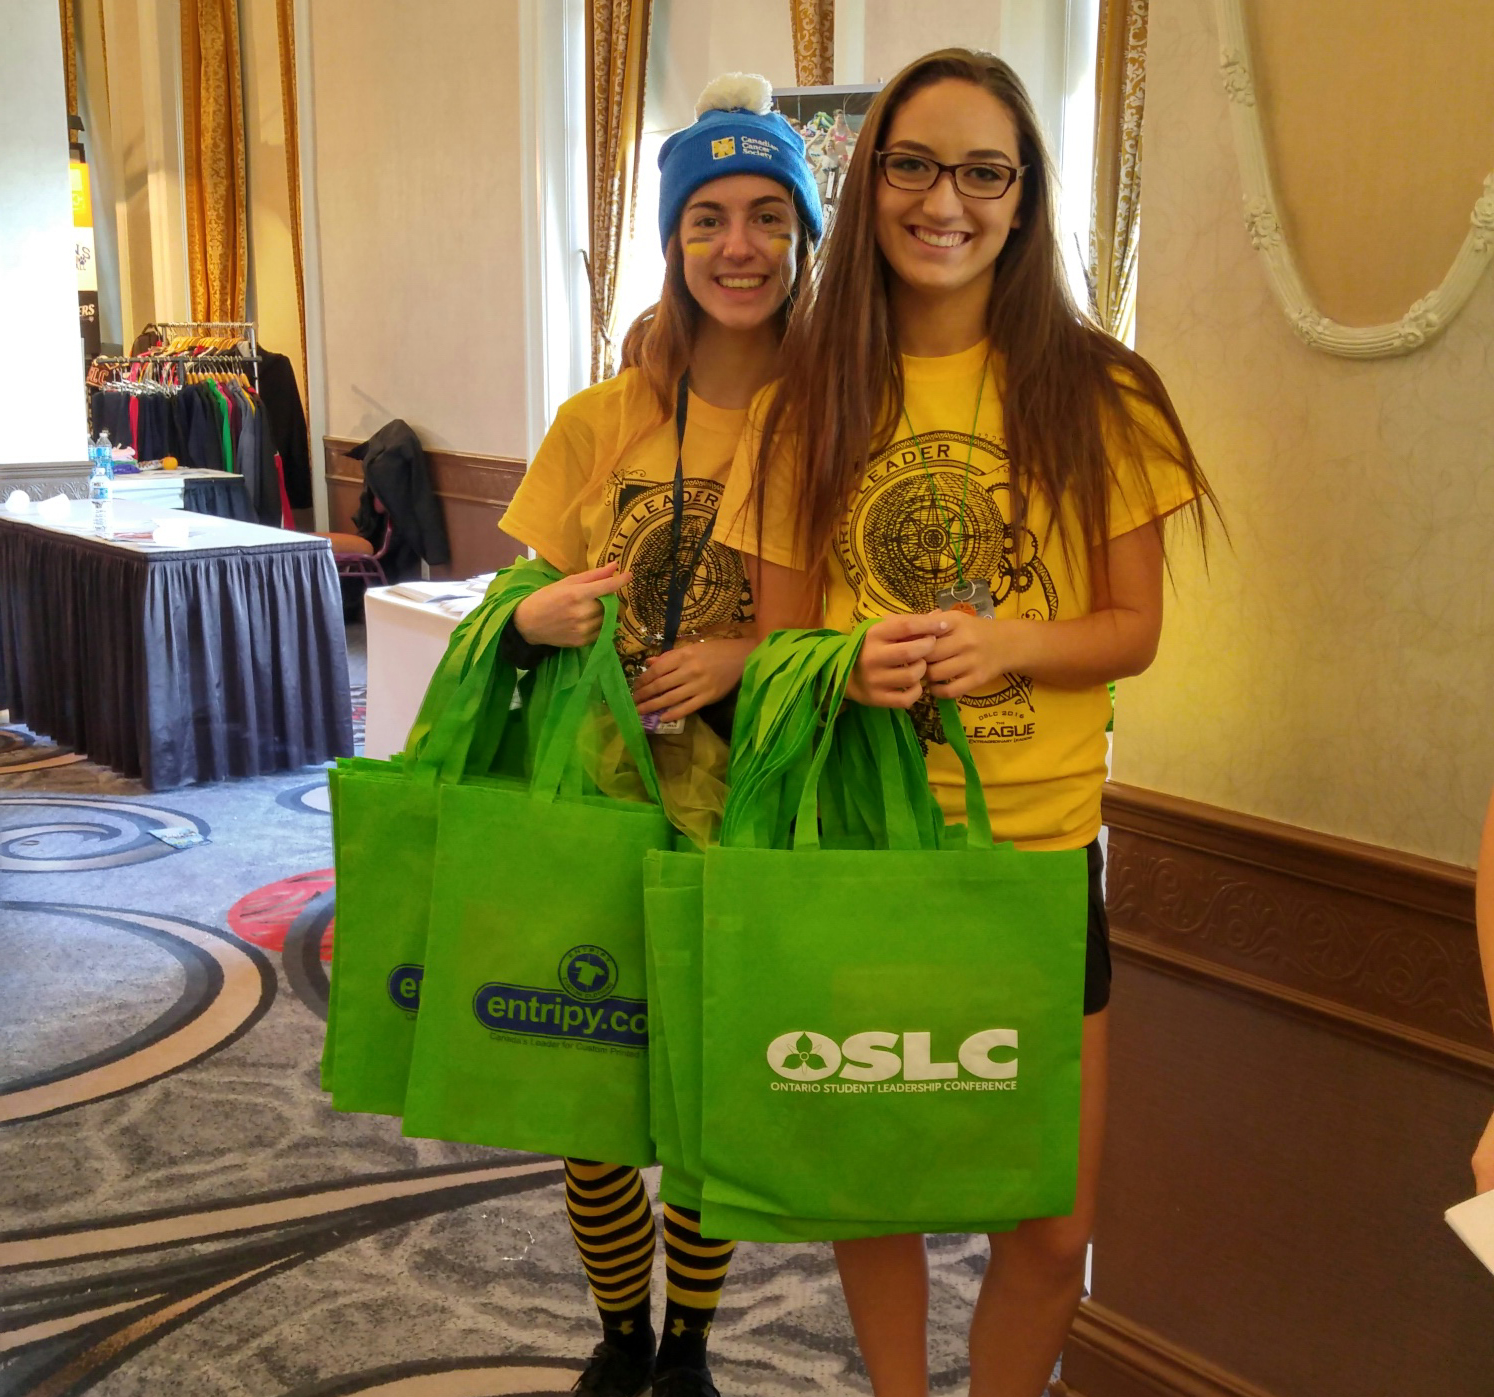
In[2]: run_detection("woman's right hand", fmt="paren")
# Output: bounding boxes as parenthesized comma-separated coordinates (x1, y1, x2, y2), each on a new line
(846, 613, 947, 708)
(512, 562, 632, 648)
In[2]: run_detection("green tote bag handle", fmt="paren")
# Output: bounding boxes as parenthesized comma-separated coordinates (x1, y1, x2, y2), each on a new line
(721, 629, 857, 851)
(528, 591, 664, 809)
(399, 561, 561, 786)
(790, 622, 926, 852)
(935, 698, 994, 850)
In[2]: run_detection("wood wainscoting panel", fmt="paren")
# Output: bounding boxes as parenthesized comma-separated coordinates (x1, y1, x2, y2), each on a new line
(324, 436, 527, 580)
(1061, 1301, 1282, 1397)
(1061, 786, 1494, 1397)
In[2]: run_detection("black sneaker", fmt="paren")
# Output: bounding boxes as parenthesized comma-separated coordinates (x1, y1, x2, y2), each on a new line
(572, 1341, 655, 1397)
(651, 1369, 720, 1397)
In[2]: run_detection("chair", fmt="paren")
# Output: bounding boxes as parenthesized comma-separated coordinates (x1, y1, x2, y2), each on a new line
(316, 492, 394, 589)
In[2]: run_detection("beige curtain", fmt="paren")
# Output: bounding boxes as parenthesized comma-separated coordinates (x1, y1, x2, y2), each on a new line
(181, 0, 248, 322)
(59, 0, 78, 116)
(1089, 0, 1148, 343)
(790, 0, 834, 87)
(587, 0, 652, 383)
(275, 0, 309, 407)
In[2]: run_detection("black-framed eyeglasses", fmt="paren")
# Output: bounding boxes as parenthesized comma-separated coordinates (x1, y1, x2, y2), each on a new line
(875, 151, 1027, 200)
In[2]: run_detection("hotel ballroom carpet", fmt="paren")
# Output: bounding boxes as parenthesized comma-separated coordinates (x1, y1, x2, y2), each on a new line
(0, 630, 1043, 1397)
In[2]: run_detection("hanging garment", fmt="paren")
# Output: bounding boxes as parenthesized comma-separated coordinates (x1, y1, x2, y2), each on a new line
(348, 419, 451, 581)
(186, 384, 225, 471)
(258, 349, 312, 509)
(235, 389, 282, 526)
(207, 380, 234, 470)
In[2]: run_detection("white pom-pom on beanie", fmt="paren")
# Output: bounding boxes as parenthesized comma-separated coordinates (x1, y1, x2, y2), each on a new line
(695, 72, 773, 117)
(656, 72, 824, 247)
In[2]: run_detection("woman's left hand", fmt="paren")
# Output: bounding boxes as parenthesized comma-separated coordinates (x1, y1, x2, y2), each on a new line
(1475, 1109, 1494, 1194)
(923, 611, 1023, 700)
(632, 637, 755, 722)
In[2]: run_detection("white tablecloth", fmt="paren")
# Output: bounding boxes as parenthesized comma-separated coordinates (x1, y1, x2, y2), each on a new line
(1, 497, 311, 554)
(362, 587, 466, 760)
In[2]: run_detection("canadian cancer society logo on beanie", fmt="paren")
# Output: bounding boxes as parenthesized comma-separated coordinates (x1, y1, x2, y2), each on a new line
(711, 136, 736, 160)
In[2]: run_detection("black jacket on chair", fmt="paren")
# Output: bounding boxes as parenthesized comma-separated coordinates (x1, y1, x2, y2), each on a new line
(349, 419, 451, 581)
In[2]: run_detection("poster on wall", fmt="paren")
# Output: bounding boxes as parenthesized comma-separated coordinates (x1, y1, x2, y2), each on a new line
(69, 124, 100, 364)
(773, 84, 881, 227)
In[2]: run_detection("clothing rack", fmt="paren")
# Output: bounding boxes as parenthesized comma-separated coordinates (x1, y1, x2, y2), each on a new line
(150, 320, 261, 393)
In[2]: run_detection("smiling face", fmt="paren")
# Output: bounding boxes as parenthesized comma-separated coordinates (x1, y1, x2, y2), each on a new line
(677, 174, 801, 331)
(874, 78, 1025, 310)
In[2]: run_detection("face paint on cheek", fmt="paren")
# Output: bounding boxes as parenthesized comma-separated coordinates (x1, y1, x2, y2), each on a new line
(683, 239, 714, 258)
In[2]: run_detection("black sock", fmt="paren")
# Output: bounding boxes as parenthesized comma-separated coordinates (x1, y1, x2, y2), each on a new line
(656, 1204, 736, 1372)
(601, 1294, 655, 1363)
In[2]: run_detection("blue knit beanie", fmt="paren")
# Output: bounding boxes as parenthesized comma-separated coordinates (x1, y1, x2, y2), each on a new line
(656, 73, 825, 250)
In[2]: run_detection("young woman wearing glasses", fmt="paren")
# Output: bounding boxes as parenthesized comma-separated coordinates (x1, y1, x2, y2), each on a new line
(718, 48, 1215, 1397)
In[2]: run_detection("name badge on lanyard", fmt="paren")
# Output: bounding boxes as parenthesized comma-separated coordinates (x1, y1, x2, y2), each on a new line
(642, 375, 716, 734)
(936, 579, 995, 619)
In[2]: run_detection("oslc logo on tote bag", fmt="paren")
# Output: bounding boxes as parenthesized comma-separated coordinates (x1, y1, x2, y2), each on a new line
(766, 1026, 1019, 1089)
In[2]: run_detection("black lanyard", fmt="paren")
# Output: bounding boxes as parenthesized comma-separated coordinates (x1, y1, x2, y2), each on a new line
(660, 374, 716, 652)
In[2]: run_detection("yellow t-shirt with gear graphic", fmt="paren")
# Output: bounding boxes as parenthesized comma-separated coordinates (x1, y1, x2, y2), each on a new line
(500, 368, 755, 679)
(717, 340, 1198, 851)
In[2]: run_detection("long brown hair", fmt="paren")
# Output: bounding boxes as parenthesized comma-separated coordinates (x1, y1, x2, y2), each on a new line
(619, 227, 813, 423)
(756, 48, 1215, 582)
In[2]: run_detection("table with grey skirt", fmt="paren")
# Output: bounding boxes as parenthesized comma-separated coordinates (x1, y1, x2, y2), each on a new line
(0, 500, 353, 788)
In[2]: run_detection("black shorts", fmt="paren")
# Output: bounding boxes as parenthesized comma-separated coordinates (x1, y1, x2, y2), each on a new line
(1083, 837, 1112, 1016)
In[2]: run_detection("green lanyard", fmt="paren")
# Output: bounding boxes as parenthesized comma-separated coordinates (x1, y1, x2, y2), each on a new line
(900, 367, 987, 587)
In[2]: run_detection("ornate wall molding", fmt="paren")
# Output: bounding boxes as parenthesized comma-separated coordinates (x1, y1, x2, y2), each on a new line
(1102, 783, 1493, 1080)
(1214, 0, 1494, 357)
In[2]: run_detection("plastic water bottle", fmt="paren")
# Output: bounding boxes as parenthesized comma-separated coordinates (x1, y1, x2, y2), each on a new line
(88, 437, 114, 537)
(91, 429, 114, 480)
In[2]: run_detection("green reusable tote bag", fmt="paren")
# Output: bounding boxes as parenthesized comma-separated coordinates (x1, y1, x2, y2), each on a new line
(652, 632, 993, 1238)
(644, 847, 706, 1209)
(400, 595, 673, 1166)
(699, 682, 1088, 1238)
(647, 837, 991, 1241)
(323, 561, 559, 1115)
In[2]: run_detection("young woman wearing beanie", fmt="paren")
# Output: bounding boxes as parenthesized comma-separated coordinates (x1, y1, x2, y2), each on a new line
(498, 73, 823, 1397)
(718, 49, 1214, 1397)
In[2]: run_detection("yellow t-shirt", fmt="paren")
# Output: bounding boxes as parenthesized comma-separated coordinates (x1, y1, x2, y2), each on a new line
(717, 340, 1198, 850)
(500, 368, 755, 679)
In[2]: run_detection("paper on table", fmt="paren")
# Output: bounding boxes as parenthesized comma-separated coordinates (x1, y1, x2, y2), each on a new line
(387, 580, 466, 603)
(37, 494, 71, 521)
(1446, 1189, 1494, 1275)
(437, 595, 484, 618)
(5, 490, 32, 514)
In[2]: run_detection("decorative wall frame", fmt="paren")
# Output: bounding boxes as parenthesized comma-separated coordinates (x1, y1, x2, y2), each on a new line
(1215, 0, 1494, 357)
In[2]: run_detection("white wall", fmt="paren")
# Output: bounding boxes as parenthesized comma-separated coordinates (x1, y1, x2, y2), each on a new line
(648, 0, 797, 134)
(1118, 0, 1494, 865)
(304, 0, 530, 456)
(0, 0, 90, 465)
